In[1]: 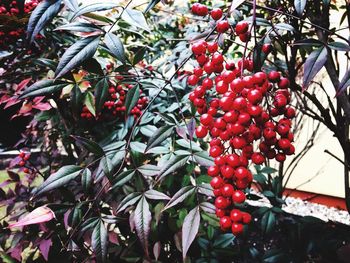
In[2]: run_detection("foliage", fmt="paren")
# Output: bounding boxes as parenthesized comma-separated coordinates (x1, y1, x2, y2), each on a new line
(0, 0, 350, 262)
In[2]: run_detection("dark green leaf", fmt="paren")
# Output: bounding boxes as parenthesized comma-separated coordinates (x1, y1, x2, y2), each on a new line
(63, 0, 78, 11)
(124, 84, 140, 115)
(337, 69, 350, 95)
(133, 46, 147, 65)
(145, 125, 173, 152)
(157, 155, 190, 180)
(303, 46, 327, 89)
(137, 164, 160, 177)
(163, 186, 195, 210)
(55, 36, 101, 79)
(104, 32, 126, 64)
(261, 210, 276, 234)
(34, 165, 82, 196)
(294, 0, 306, 16)
(122, 8, 150, 32)
(144, 0, 160, 13)
(213, 234, 235, 248)
(34, 58, 58, 70)
(81, 168, 92, 192)
(94, 78, 109, 114)
(27, 0, 62, 43)
(85, 91, 96, 116)
(55, 22, 102, 33)
(92, 220, 108, 263)
(71, 84, 84, 115)
(328, 41, 350, 51)
(182, 206, 200, 259)
(274, 23, 295, 32)
(72, 135, 104, 157)
(71, 2, 119, 20)
(111, 170, 135, 189)
(19, 79, 68, 99)
(134, 197, 152, 256)
(116, 192, 142, 213)
(260, 167, 277, 174)
(263, 249, 285, 263)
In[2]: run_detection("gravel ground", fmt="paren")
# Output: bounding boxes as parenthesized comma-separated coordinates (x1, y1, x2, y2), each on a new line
(247, 191, 350, 225)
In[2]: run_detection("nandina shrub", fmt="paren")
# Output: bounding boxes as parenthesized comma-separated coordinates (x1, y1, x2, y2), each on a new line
(1, 0, 350, 262)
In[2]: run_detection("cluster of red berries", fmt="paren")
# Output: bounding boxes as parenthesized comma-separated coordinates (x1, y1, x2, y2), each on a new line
(0, 0, 39, 46)
(18, 151, 31, 173)
(81, 82, 148, 121)
(188, 5, 295, 236)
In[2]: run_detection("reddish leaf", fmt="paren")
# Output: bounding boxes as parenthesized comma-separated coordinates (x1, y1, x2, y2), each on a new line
(134, 196, 151, 257)
(3, 97, 21, 109)
(8, 206, 55, 228)
(39, 239, 52, 261)
(16, 78, 32, 92)
(32, 102, 52, 111)
(182, 206, 200, 259)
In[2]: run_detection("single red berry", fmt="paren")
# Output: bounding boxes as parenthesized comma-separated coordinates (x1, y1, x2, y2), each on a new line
(196, 126, 208, 138)
(211, 8, 223, 20)
(242, 212, 252, 224)
(208, 165, 220, 177)
(207, 42, 218, 53)
(220, 216, 232, 230)
(232, 190, 246, 203)
(268, 71, 281, 82)
(19, 160, 25, 166)
(215, 196, 228, 209)
(217, 20, 230, 33)
(230, 209, 243, 222)
(235, 21, 249, 34)
(221, 184, 234, 197)
(210, 176, 224, 189)
(239, 32, 251, 42)
(231, 223, 244, 235)
(251, 152, 265, 165)
(262, 43, 272, 54)
(216, 208, 226, 218)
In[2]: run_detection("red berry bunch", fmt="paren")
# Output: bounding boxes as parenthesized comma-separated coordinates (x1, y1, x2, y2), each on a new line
(18, 151, 31, 168)
(81, 82, 148, 121)
(0, 0, 39, 47)
(188, 40, 295, 236)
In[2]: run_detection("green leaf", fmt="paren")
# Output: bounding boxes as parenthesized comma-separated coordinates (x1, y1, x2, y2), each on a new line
(274, 23, 295, 32)
(213, 233, 235, 248)
(55, 36, 101, 79)
(262, 190, 275, 198)
(193, 151, 214, 167)
(71, 84, 83, 115)
(94, 78, 109, 115)
(122, 8, 150, 32)
(182, 206, 200, 259)
(197, 184, 214, 197)
(81, 168, 92, 192)
(144, 0, 160, 13)
(133, 46, 147, 65)
(34, 58, 58, 70)
(328, 41, 350, 51)
(19, 79, 68, 99)
(137, 164, 160, 177)
(261, 210, 276, 234)
(303, 46, 328, 89)
(104, 32, 126, 64)
(63, 0, 78, 11)
(260, 167, 277, 174)
(85, 91, 96, 116)
(145, 125, 173, 152)
(130, 141, 147, 153)
(124, 84, 140, 115)
(34, 165, 82, 196)
(254, 173, 267, 184)
(144, 189, 170, 200)
(294, 0, 306, 16)
(92, 220, 108, 263)
(116, 192, 142, 213)
(263, 249, 285, 263)
(163, 186, 195, 210)
(71, 2, 119, 20)
(27, 0, 62, 43)
(72, 135, 104, 157)
(157, 155, 190, 180)
(111, 170, 135, 189)
(134, 197, 152, 257)
(55, 22, 102, 33)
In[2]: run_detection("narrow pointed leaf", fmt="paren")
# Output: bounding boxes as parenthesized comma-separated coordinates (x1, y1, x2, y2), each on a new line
(55, 22, 102, 33)
(104, 33, 126, 64)
(122, 8, 150, 32)
(94, 78, 109, 114)
(124, 84, 140, 115)
(116, 192, 142, 213)
(182, 206, 200, 259)
(27, 0, 62, 43)
(163, 186, 195, 210)
(134, 197, 152, 256)
(303, 46, 328, 89)
(137, 164, 160, 177)
(144, 0, 161, 13)
(81, 168, 92, 192)
(72, 135, 104, 157)
(111, 170, 135, 189)
(71, 2, 119, 20)
(63, 0, 78, 11)
(294, 0, 306, 16)
(8, 206, 55, 228)
(92, 220, 108, 263)
(328, 41, 350, 52)
(85, 91, 96, 116)
(145, 125, 173, 152)
(261, 210, 276, 234)
(19, 79, 68, 99)
(144, 189, 170, 200)
(337, 69, 350, 95)
(157, 155, 190, 180)
(35, 165, 82, 196)
(229, 0, 245, 13)
(193, 151, 214, 167)
(55, 36, 101, 79)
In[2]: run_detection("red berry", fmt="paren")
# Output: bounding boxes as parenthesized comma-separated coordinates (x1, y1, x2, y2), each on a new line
(231, 223, 244, 235)
(187, 75, 199, 86)
(230, 209, 243, 222)
(211, 8, 223, 20)
(215, 196, 229, 209)
(207, 42, 218, 53)
(268, 71, 281, 82)
(196, 126, 208, 138)
(235, 21, 249, 34)
(210, 176, 224, 189)
(262, 43, 272, 54)
(220, 216, 232, 230)
(251, 152, 265, 165)
(232, 190, 246, 203)
(242, 212, 252, 224)
(192, 42, 206, 55)
(221, 184, 234, 197)
(208, 166, 220, 177)
(217, 20, 230, 33)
